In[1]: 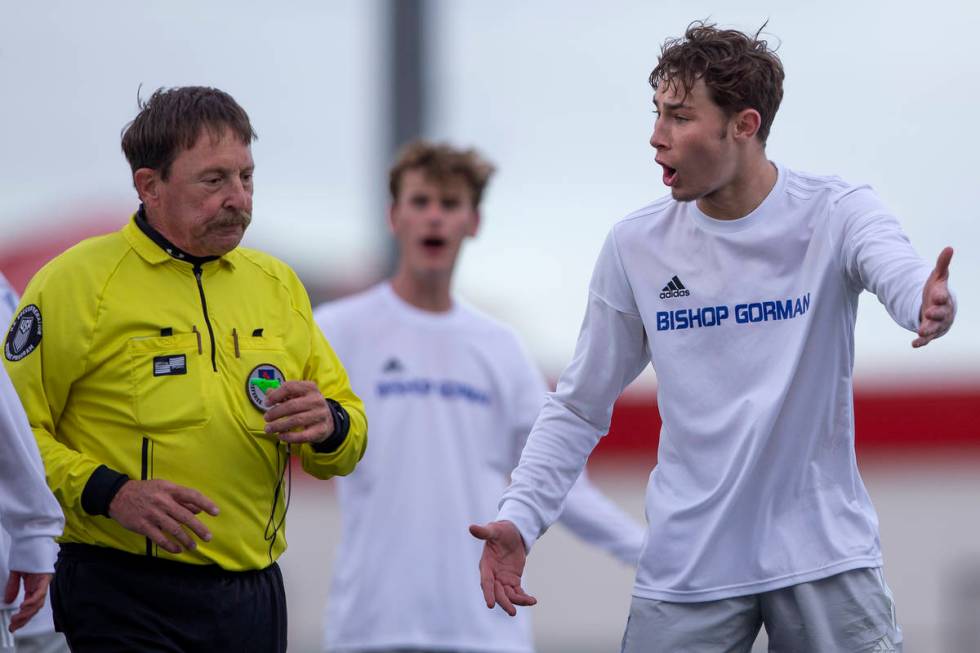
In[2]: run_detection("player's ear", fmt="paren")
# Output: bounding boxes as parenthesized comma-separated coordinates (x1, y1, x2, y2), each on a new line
(732, 108, 762, 141)
(466, 210, 481, 238)
(386, 203, 398, 235)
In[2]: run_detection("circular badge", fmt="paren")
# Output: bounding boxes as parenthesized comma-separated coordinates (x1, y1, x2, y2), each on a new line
(4, 304, 42, 362)
(246, 364, 286, 412)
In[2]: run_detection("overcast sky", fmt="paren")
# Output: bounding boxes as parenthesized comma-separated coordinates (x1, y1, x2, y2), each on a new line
(1, 0, 976, 383)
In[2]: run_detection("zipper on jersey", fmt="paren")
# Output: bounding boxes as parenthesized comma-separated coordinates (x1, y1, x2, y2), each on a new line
(193, 264, 218, 372)
(141, 436, 153, 557)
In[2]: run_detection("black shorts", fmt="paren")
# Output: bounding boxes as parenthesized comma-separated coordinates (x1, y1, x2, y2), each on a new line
(52, 544, 287, 653)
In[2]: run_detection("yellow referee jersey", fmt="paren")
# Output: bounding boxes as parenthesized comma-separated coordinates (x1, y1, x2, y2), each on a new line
(3, 216, 366, 570)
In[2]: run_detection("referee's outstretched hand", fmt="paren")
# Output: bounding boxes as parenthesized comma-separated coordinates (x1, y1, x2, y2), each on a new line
(913, 246, 955, 348)
(469, 520, 537, 617)
(109, 479, 220, 554)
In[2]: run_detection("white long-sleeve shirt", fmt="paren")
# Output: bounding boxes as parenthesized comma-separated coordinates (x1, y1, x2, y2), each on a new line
(1, 274, 64, 636)
(499, 164, 937, 603)
(314, 283, 644, 652)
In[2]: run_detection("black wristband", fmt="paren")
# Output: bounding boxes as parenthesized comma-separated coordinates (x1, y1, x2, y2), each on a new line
(81, 465, 130, 517)
(313, 398, 351, 454)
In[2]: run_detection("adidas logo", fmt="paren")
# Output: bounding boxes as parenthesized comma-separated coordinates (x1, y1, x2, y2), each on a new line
(659, 275, 690, 299)
(382, 357, 404, 373)
(869, 636, 896, 652)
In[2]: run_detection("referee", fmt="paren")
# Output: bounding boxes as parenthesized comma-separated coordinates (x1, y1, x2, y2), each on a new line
(3, 87, 367, 652)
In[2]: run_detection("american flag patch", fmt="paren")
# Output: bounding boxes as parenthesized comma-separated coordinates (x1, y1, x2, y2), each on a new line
(153, 354, 187, 376)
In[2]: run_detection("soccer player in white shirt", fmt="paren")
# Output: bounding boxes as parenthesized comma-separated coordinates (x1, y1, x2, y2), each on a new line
(471, 22, 955, 653)
(1, 272, 66, 653)
(314, 141, 645, 653)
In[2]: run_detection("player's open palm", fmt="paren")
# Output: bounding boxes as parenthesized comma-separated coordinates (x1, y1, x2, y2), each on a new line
(913, 246, 955, 348)
(469, 520, 537, 617)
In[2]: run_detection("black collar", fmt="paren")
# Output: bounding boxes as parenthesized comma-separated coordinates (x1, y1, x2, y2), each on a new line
(135, 205, 220, 267)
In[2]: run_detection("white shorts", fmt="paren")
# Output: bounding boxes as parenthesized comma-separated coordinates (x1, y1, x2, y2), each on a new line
(621, 567, 901, 653)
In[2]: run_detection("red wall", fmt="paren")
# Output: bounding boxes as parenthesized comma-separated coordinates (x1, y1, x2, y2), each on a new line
(595, 385, 980, 461)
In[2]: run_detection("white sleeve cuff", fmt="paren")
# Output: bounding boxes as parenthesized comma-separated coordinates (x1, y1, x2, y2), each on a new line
(497, 500, 546, 553)
(8, 533, 58, 575)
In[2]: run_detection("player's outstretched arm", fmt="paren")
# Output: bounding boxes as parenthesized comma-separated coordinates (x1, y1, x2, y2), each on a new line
(469, 520, 537, 617)
(912, 246, 955, 348)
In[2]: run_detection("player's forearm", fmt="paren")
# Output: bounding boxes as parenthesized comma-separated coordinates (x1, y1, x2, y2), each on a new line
(838, 189, 935, 331)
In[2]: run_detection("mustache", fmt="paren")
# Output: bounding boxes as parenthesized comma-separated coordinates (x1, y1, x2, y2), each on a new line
(210, 210, 252, 230)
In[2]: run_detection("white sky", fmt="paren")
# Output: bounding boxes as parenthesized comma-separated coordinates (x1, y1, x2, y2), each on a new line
(1, 0, 976, 383)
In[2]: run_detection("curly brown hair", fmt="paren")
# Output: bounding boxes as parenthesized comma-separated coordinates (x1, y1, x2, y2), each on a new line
(121, 86, 256, 180)
(388, 140, 496, 209)
(649, 21, 784, 144)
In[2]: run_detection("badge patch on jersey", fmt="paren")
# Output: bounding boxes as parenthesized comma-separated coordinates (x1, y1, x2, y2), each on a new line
(246, 364, 285, 412)
(4, 304, 42, 362)
(153, 354, 187, 376)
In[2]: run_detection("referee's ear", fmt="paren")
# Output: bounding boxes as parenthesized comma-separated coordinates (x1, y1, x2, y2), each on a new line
(134, 168, 162, 208)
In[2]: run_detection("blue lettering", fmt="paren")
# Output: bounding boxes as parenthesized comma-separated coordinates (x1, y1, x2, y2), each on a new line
(735, 303, 749, 323)
(749, 303, 764, 323)
(794, 298, 803, 317)
(763, 301, 776, 321)
(656, 311, 670, 331)
(803, 293, 811, 313)
(701, 307, 716, 327)
(716, 305, 729, 323)
(775, 300, 792, 320)
(675, 309, 689, 330)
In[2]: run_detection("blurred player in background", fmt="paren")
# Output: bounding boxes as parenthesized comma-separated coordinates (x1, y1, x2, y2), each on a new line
(314, 141, 645, 653)
(1, 271, 65, 653)
(472, 22, 955, 653)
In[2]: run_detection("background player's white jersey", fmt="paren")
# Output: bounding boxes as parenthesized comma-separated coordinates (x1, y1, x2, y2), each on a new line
(1, 272, 64, 639)
(500, 164, 938, 603)
(0, 274, 17, 326)
(315, 283, 643, 652)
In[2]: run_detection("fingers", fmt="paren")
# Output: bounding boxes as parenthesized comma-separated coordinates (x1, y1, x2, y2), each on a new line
(505, 583, 537, 607)
(9, 573, 51, 631)
(163, 504, 212, 548)
(912, 323, 950, 348)
(155, 488, 217, 548)
(171, 486, 220, 517)
(912, 330, 949, 348)
(263, 380, 320, 409)
(491, 580, 536, 617)
(914, 300, 954, 348)
(478, 561, 496, 609)
(469, 523, 493, 542)
(9, 601, 41, 632)
(111, 480, 219, 553)
(275, 422, 331, 444)
(263, 381, 333, 443)
(265, 407, 331, 441)
(20, 574, 50, 608)
(3, 571, 19, 604)
(143, 517, 185, 554)
(934, 246, 953, 281)
(923, 305, 951, 321)
(494, 579, 516, 617)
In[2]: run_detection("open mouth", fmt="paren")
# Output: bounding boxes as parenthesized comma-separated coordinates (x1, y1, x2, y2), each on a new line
(660, 163, 678, 187)
(421, 236, 447, 254)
